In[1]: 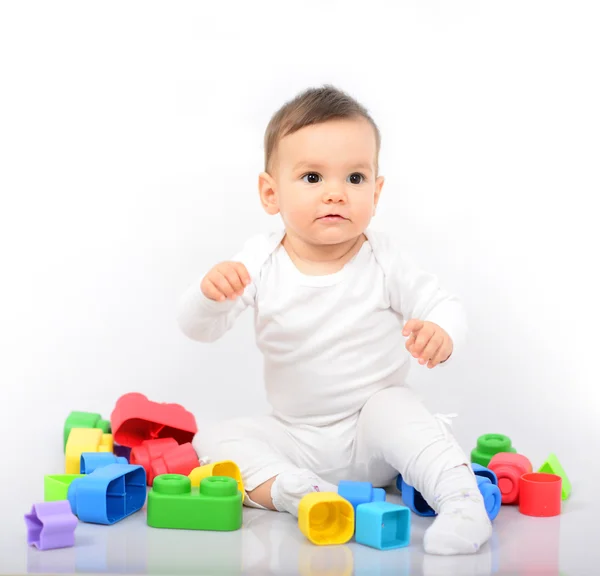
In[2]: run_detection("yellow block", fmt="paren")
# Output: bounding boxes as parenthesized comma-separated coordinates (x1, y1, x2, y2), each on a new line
(65, 429, 114, 474)
(188, 460, 245, 501)
(298, 492, 354, 546)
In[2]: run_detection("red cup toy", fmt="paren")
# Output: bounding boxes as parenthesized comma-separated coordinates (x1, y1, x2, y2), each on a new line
(519, 473, 562, 517)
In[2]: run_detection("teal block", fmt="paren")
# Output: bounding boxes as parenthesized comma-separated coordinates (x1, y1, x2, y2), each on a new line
(355, 502, 410, 550)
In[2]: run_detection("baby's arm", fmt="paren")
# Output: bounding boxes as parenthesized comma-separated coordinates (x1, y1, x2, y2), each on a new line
(386, 250, 468, 365)
(177, 261, 255, 343)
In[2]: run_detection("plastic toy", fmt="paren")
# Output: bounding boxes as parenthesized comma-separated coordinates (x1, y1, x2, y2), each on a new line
(110, 393, 197, 447)
(355, 502, 410, 550)
(130, 438, 178, 484)
(147, 474, 242, 531)
(519, 473, 562, 517)
(471, 434, 517, 467)
(136, 442, 199, 486)
(471, 463, 498, 485)
(44, 475, 83, 502)
(24, 500, 77, 550)
(476, 476, 502, 521)
(188, 460, 245, 500)
(65, 429, 113, 474)
(337, 481, 386, 513)
(298, 492, 354, 545)
(396, 477, 435, 517)
(80, 453, 127, 474)
(488, 453, 532, 504)
(538, 454, 571, 500)
(67, 463, 146, 524)
(63, 411, 110, 451)
(113, 444, 132, 461)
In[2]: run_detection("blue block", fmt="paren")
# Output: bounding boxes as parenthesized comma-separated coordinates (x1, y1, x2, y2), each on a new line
(80, 453, 128, 474)
(476, 476, 502, 521)
(355, 502, 410, 550)
(338, 481, 386, 511)
(67, 463, 146, 524)
(395, 474, 402, 492)
(472, 463, 498, 486)
(400, 478, 436, 517)
(373, 488, 386, 502)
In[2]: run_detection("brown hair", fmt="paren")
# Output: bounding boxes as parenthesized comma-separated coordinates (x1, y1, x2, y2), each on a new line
(264, 85, 381, 173)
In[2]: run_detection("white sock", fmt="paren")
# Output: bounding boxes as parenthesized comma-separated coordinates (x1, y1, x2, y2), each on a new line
(423, 465, 492, 556)
(270, 469, 337, 517)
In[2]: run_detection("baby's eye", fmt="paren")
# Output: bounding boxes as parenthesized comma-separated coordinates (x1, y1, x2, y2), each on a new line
(302, 173, 322, 184)
(347, 173, 366, 185)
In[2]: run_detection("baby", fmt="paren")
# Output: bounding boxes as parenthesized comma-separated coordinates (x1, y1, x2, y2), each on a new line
(177, 86, 492, 555)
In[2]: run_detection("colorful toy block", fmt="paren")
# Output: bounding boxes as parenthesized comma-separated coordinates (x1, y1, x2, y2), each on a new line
(471, 434, 517, 467)
(131, 438, 178, 470)
(65, 428, 113, 474)
(337, 481, 386, 513)
(471, 463, 498, 485)
(44, 475, 84, 502)
(476, 476, 502, 521)
(355, 502, 410, 550)
(188, 460, 245, 501)
(110, 393, 197, 447)
(80, 453, 127, 474)
(519, 473, 562, 517)
(147, 474, 242, 531)
(24, 501, 77, 550)
(397, 477, 435, 517)
(63, 411, 110, 451)
(133, 441, 199, 486)
(113, 443, 131, 461)
(298, 492, 354, 546)
(538, 454, 571, 500)
(488, 453, 532, 504)
(67, 463, 146, 524)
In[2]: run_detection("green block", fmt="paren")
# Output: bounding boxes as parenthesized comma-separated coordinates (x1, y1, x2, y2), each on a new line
(44, 474, 84, 501)
(63, 411, 111, 451)
(471, 433, 517, 467)
(148, 474, 242, 531)
(538, 453, 571, 500)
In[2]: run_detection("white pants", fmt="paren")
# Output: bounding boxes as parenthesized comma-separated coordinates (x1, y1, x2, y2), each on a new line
(194, 386, 469, 509)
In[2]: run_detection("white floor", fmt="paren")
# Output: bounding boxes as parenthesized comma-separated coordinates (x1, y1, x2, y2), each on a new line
(2, 468, 598, 576)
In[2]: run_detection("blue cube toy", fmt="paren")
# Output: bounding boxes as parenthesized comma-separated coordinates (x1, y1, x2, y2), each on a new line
(80, 452, 128, 474)
(338, 481, 386, 512)
(67, 463, 146, 524)
(355, 502, 410, 550)
(471, 463, 498, 486)
(398, 478, 436, 517)
(476, 476, 502, 521)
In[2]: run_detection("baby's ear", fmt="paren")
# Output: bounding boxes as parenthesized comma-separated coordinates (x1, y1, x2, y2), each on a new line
(258, 172, 280, 215)
(373, 175, 385, 214)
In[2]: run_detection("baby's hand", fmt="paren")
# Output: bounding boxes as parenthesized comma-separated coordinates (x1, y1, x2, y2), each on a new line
(201, 262, 251, 302)
(402, 320, 453, 369)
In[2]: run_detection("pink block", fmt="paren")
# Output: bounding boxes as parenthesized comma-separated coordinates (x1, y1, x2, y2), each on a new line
(489, 453, 533, 504)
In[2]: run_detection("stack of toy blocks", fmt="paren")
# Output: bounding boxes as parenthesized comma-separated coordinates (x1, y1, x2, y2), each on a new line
(395, 433, 571, 521)
(298, 481, 410, 550)
(27, 393, 248, 552)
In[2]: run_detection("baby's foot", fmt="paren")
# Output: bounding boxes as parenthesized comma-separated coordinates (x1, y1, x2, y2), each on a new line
(423, 491, 492, 555)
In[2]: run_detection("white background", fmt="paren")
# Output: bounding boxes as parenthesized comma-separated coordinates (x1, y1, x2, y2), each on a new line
(1, 0, 599, 491)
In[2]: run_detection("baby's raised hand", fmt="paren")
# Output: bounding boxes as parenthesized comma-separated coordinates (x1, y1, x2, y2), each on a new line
(201, 262, 251, 302)
(402, 319, 453, 369)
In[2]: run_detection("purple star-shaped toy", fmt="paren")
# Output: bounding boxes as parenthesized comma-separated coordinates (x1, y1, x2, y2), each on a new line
(24, 500, 77, 550)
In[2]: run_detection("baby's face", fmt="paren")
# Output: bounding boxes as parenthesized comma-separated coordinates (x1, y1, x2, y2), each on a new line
(261, 118, 384, 247)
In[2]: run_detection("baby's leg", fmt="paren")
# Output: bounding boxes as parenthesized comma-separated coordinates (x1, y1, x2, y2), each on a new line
(352, 386, 492, 556)
(194, 416, 335, 513)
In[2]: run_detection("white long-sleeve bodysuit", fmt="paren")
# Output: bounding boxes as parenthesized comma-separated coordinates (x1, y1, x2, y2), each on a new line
(178, 228, 471, 508)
